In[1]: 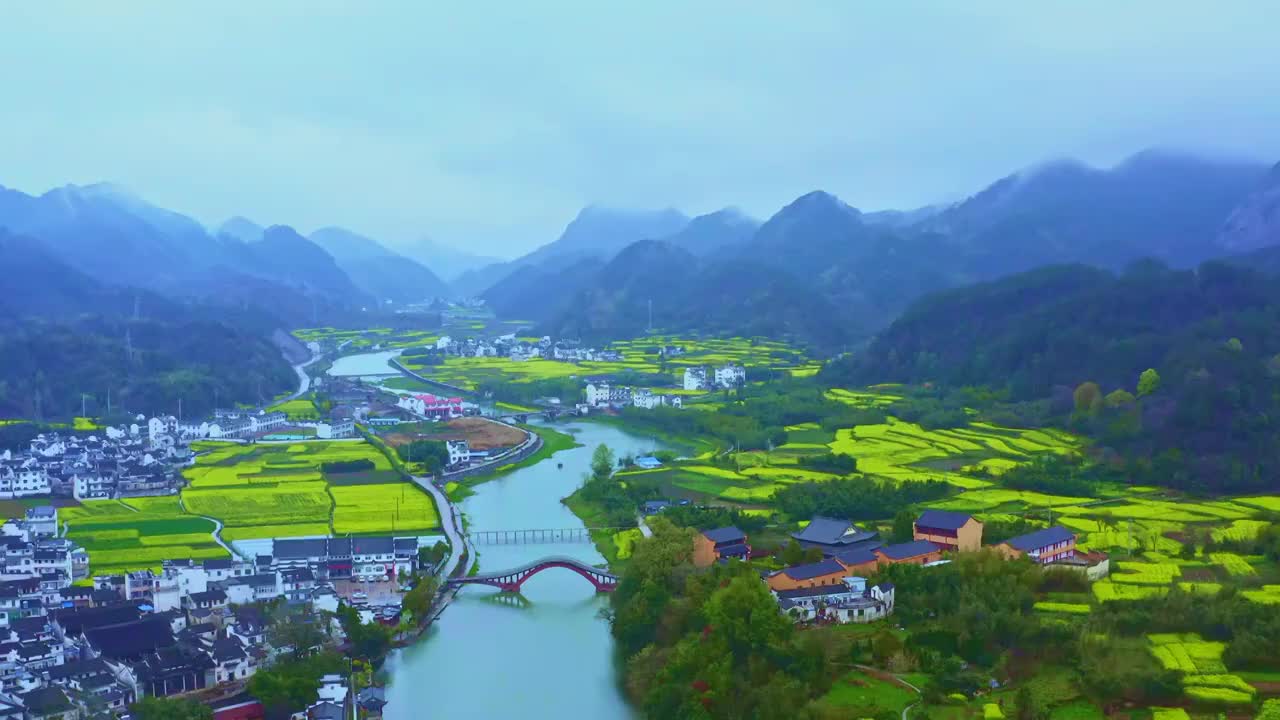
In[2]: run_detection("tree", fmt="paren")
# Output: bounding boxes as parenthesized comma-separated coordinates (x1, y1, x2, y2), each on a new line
(402, 575, 439, 623)
(1104, 389, 1135, 408)
(891, 509, 916, 543)
(267, 604, 325, 659)
(591, 443, 615, 482)
(1137, 368, 1160, 397)
(1226, 337, 1244, 352)
(1073, 382, 1102, 415)
(129, 697, 213, 720)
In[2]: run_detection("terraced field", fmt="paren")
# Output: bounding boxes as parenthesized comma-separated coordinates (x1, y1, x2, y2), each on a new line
(1147, 634, 1256, 707)
(825, 415, 1080, 490)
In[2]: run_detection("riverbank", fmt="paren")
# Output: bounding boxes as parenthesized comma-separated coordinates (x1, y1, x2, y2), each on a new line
(444, 424, 582, 501)
(382, 420, 668, 719)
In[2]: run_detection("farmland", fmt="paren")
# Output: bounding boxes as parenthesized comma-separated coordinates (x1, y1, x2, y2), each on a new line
(181, 440, 437, 538)
(397, 335, 812, 394)
(57, 438, 442, 575)
(60, 497, 228, 577)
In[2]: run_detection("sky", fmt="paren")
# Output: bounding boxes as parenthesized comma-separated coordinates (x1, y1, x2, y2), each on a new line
(1, 2, 1278, 259)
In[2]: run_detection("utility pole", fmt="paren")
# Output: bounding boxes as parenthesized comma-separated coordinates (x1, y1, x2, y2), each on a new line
(647, 299, 653, 332)
(106, 388, 111, 416)
(178, 398, 183, 423)
(81, 393, 88, 418)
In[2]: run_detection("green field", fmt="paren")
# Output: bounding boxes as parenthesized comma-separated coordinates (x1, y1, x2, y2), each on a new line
(398, 335, 811, 396)
(814, 670, 918, 717)
(182, 439, 438, 539)
(61, 498, 228, 576)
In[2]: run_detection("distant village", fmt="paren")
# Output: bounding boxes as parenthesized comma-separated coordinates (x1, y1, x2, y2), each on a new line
(0, 504, 423, 719)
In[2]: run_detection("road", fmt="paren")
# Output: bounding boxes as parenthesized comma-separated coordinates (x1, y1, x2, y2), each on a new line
(281, 352, 322, 403)
(410, 474, 468, 580)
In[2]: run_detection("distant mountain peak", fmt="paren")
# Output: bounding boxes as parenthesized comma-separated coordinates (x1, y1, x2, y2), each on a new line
(218, 216, 265, 243)
(788, 190, 862, 217)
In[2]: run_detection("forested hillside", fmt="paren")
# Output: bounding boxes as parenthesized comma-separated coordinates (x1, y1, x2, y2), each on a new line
(827, 260, 1280, 493)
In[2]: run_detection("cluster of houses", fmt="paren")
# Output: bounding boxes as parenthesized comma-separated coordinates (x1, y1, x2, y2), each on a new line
(0, 430, 189, 501)
(432, 334, 625, 363)
(582, 383, 684, 411)
(685, 510, 1106, 626)
(0, 514, 425, 720)
(682, 364, 746, 391)
(395, 393, 465, 420)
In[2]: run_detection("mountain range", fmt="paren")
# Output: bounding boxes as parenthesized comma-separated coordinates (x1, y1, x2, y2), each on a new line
(464, 150, 1276, 350)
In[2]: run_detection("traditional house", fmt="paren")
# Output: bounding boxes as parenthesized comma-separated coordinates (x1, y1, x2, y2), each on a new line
(682, 367, 708, 391)
(832, 546, 881, 576)
(774, 576, 896, 624)
(996, 526, 1077, 565)
(914, 510, 983, 552)
(692, 527, 750, 567)
(713, 364, 746, 388)
(792, 516, 879, 556)
(767, 558, 849, 592)
(875, 540, 944, 567)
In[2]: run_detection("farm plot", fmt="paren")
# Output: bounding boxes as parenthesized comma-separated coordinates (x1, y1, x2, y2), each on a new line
(1241, 585, 1280, 605)
(1147, 634, 1255, 707)
(330, 483, 440, 534)
(183, 482, 334, 528)
(827, 416, 1080, 490)
(62, 499, 227, 576)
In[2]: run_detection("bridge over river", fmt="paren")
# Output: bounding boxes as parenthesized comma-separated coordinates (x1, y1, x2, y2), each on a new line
(446, 555, 618, 593)
(469, 526, 627, 545)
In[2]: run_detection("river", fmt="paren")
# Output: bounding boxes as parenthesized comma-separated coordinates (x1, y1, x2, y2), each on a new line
(382, 420, 668, 719)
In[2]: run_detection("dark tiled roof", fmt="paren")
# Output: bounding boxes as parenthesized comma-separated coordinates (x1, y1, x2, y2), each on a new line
(716, 543, 749, 558)
(203, 558, 234, 570)
(189, 589, 227, 604)
(702, 526, 745, 544)
(85, 618, 175, 660)
(54, 603, 143, 636)
(775, 584, 859, 600)
(328, 537, 353, 556)
(916, 509, 976, 531)
(353, 537, 394, 555)
(1004, 525, 1075, 552)
(877, 540, 941, 560)
(780, 558, 846, 581)
(834, 546, 879, 567)
(273, 538, 328, 560)
(18, 687, 72, 714)
(393, 538, 418, 553)
(792, 516, 875, 546)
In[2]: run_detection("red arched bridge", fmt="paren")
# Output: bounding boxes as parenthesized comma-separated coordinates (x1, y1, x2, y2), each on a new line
(445, 555, 618, 593)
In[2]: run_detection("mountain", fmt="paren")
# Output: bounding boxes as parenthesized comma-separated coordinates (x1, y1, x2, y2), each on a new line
(826, 259, 1280, 493)
(0, 230, 104, 318)
(217, 216, 265, 243)
(542, 239, 851, 350)
(453, 206, 690, 296)
(922, 151, 1269, 274)
(661, 208, 759, 256)
(310, 226, 451, 303)
(480, 256, 605, 323)
(1217, 161, 1280, 253)
(249, 226, 369, 302)
(393, 237, 501, 282)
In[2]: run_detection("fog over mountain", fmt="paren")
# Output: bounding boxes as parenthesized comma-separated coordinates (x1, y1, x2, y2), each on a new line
(2, 4, 1277, 257)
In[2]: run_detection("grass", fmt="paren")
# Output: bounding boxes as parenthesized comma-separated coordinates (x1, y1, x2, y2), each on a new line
(266, 397, 320, 420)
(1033, 602, 1092, 614)
(815, 670, 918, 717)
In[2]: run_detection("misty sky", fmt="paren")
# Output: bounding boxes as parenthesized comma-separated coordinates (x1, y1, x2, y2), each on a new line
(2, 3, 1277, 258)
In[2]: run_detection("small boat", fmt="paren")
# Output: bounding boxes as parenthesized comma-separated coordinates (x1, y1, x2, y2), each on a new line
(557, 462, 563, 469)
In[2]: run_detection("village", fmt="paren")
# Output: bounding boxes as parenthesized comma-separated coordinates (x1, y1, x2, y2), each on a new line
(677, 508, 1108, 626)
(0, 502, 423, 720)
